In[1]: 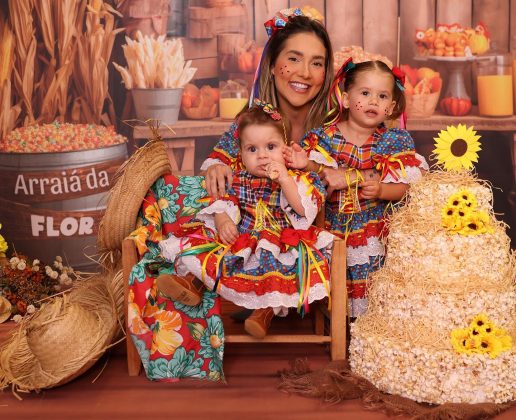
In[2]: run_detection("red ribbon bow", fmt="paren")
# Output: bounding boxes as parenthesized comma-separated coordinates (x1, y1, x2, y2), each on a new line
(230, 233, 257, 253)
(280, 228, 317, 247)
(391, 66, 405, 87)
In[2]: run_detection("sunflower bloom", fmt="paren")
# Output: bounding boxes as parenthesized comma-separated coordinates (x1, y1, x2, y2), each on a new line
(433, 124, 481, 171)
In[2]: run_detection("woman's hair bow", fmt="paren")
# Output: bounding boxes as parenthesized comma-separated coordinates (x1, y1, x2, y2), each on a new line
(264, 8, 304, 37)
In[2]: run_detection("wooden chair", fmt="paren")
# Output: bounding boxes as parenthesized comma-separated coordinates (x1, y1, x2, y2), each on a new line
(122, 230, 347, 376)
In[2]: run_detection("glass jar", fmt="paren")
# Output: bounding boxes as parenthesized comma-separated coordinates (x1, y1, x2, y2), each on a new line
(219, 79, 248, 120)
(476, 54, 513, 116)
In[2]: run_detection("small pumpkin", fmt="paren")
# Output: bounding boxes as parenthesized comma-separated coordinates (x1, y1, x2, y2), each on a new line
(238, 51, 254, 73)
(440, 97, 472, 116)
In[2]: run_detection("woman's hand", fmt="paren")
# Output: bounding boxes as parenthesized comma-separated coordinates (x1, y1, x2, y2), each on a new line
(205, 164, 233, 199)
(283, 143, 308, 170)
(359, 180, 382, 200)
(320, 167, 348, 196)
(218, 219, 239, 245)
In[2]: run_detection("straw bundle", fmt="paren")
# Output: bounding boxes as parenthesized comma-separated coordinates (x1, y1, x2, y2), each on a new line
(8, 0, 37, 124)
(71, 2, 124, 125)
(0, 272, 122, 393)
(0, 11, 21, 140)
(97, 132, 172, 252)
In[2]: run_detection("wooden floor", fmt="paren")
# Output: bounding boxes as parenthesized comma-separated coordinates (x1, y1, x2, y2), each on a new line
(1, 316, 515, 419)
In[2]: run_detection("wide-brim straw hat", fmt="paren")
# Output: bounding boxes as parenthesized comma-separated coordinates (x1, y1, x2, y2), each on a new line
(0, 269, 124, 394)
(98, 130, 171, 252)
(0, 296, 12, 324)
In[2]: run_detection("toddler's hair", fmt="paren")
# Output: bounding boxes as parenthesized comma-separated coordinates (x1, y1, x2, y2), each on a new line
(325, 60, 406, 125)
(237, 105, 289, 145)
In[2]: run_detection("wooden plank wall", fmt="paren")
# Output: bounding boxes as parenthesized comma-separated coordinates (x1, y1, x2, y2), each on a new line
(243, 0, 515, 67)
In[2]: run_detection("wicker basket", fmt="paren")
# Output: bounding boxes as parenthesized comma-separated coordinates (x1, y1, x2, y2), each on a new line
(181, 103, 218, 119)
(405, 90, 441, 118)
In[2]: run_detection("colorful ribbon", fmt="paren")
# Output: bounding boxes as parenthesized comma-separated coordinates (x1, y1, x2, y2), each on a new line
(280, 228, 331, 316)
(373, 154, 407, 181)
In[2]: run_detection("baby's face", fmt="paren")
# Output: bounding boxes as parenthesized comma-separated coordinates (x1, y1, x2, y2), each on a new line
(240, 124, 285, 177)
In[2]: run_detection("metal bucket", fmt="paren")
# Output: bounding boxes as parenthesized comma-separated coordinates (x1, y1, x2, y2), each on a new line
(0, 143, 128, 270)
(132, 88, 183, 124)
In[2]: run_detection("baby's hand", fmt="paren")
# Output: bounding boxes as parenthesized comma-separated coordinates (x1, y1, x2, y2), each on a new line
(266, 161, 288, 182)
(359, 180, 382, 199)
(218, 220, 239, 245)
(283, 143, 309, 169)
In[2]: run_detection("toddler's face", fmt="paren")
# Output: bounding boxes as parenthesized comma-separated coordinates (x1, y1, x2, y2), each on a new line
(343, 69, 396, 128)
(240, 124, 285, 177)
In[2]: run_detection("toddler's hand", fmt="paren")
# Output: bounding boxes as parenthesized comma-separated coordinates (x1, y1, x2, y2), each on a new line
(360, 180, 382, 199)
(283, 143, 309, 169)
(218, 220, 239, 245)
(266, 161, 288, 182)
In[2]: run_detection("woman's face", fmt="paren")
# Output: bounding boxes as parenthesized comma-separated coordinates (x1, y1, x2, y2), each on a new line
(271, 32, 327, 111)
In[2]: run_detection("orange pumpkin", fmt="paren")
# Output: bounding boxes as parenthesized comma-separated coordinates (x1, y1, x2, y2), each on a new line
(238, 51, 254, 73)
(440, 97, 472, 116)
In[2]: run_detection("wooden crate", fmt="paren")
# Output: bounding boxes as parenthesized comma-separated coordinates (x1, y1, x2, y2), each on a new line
(187, 4, 248, 38)
(181, 37, 218, 79)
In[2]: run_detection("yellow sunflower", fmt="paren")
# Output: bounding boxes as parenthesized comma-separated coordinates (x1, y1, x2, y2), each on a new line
(478, 334, 504, 359)
(450, 328, 476, 354)
(441, 205, 460, 230)
(447, 189, 478, 210)
(470, 313, 493, 332)
(433, 124, 481, 171)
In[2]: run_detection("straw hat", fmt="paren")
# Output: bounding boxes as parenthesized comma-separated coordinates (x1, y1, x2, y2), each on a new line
(98, 134, 171, 252)
(0, 296, 12, 324)
(0, 271, 123, 393)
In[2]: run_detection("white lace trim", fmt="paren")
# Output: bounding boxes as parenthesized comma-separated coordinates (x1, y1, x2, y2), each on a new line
(346, 237, 385, 266)
(159, 236, 191, 262)
(383, 165, 424, 184)
(349, 297, 369, 317)
(196, 200, 240, 231)
(308, 151, 338, 168)
(182, 253, 330, 309)
(416, 153, 429, 171)
(199, 158, 225, 171)
(280, 177, 318, 229)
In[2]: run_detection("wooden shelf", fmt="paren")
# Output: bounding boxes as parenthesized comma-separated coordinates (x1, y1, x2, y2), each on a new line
(133, 112, 516, 141)
(407, 110, 516, 132)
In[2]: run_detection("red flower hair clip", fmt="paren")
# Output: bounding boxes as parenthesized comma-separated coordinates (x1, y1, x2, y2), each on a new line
(391, 66, 405, 91)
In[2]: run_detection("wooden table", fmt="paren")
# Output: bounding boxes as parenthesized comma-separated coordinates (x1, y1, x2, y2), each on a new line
(133, 113, 516, 178)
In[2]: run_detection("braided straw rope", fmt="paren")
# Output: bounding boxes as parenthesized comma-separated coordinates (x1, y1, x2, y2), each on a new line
(97, 127, 171, 252)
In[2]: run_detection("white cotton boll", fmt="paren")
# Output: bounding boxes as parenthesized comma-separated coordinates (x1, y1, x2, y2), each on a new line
(16, 261, 26, 270)
(45, 265, 52, 274)
(32, 266, 39, 272)
(12, 314, 22, 323)
(9, 257, 19, 264)
(50, 271, 59, 280)
(26, 304, 35, 314)
(32, 259, 40, 266)
(59, 273, 68, 282)
(55, 256, 62, 262)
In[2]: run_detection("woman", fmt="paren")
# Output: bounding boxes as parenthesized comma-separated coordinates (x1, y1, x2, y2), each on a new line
(164, 8, 336, 337)
(201, 8, 334, 200)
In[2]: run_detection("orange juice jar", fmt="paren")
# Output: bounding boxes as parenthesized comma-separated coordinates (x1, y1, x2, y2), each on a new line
(219, 79, 248, 120)
(476, 55, 513, 116)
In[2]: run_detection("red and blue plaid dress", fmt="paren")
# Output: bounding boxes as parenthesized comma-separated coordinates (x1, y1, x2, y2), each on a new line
(302, 124, 428, 317)
(160, 169, 334, 311)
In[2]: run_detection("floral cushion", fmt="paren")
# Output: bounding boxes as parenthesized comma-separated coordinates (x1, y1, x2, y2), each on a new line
(127, 175, 225, 381)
